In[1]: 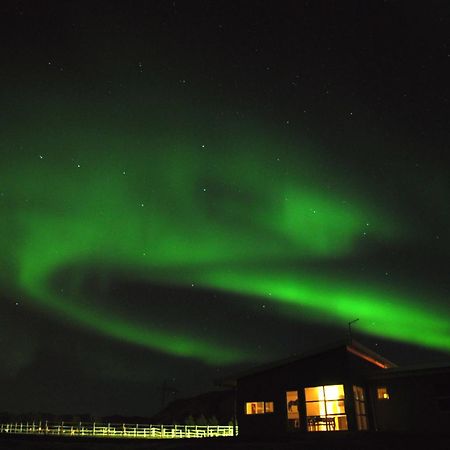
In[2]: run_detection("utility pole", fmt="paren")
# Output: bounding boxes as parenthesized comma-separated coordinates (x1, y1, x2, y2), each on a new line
(348, 318, 359, 344)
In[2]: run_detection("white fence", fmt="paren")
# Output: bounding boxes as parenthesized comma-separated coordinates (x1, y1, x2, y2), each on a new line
(0, 422, 237, 439)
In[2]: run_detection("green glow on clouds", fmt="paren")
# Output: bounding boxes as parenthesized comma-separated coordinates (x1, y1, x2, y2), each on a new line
(1, 111, 448, 364)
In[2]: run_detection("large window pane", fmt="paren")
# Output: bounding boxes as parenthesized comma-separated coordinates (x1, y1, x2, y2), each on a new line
(305, 386, 323, 402)
(324, 385, 345, 400)
(326, 400, 345, 414)
(306, 402, 322, 416)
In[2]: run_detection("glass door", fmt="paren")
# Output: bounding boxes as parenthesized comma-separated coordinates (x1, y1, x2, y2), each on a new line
(353, 386, 368, 430)
(286, 391, 300, 430)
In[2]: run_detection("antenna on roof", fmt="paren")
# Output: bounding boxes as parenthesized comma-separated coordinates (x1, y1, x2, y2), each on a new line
(348, 318, 359, 344)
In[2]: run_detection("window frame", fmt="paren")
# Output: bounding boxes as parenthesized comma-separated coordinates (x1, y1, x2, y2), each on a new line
(353, 385, 369, 430)
(286, 390, 300, 429)
(245, 401, 275, 415)
(376, 387, 390, 400)
(304, 384, 348, 432)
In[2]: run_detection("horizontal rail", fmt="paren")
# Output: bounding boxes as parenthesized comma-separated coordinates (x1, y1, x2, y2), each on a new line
(0, 422, 236, 439)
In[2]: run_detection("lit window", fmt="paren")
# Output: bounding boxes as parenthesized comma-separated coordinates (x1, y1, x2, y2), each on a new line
(265, 401, 274, 413)
(304, 385, 347, 431)
(245, 401, 274, 415)
(286, 391, 300, 430)
(377, 387, 390, 400)
(353, 386, 369, 430)
(246, 402, 264, 415)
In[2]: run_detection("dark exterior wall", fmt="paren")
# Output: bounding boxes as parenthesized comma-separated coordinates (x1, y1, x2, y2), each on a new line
(371, 371, 450, 432)
(236, 347, 384, 437)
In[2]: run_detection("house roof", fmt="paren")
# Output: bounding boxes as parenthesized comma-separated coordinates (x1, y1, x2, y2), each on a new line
(217, 339, 397, 387)
(369, 361, 450, 380)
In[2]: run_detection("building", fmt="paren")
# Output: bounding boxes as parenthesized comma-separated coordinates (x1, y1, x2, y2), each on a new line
(221, 340, 450, 437)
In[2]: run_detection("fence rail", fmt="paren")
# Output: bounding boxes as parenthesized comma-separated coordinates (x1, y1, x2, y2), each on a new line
(0, 422, 236, 439)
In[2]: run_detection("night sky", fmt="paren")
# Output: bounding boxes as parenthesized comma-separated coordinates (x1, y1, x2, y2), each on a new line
(1, 1, 449, 417)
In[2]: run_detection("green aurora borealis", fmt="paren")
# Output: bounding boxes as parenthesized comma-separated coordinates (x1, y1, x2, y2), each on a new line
(2, 104, 449, 365)
(1, 6, 450, 418)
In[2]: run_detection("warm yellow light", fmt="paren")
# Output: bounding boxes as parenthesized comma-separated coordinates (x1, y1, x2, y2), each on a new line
(324, 385, 344, 400)
(377, 387, 390, 400)
(245, 402, 264, 414)
(305, 385, 347, 431)
(264, 402, 274, 413)
(245, 401, 273, 414)
(286, 391, 299, 416)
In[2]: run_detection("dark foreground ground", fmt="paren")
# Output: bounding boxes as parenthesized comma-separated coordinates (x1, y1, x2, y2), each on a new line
(1, 433, 449, 450)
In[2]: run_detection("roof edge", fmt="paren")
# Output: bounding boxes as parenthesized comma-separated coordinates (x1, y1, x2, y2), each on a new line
(216, 338, 396, 387)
